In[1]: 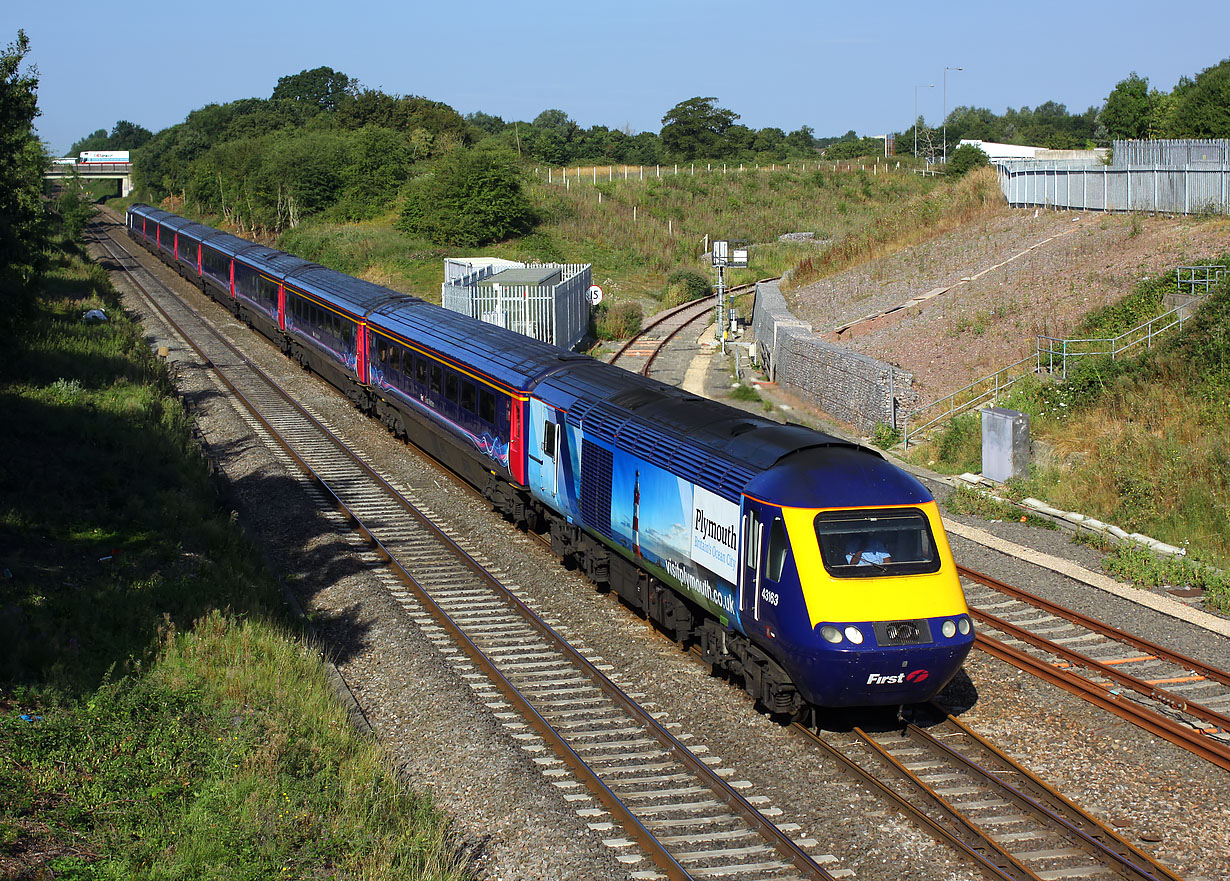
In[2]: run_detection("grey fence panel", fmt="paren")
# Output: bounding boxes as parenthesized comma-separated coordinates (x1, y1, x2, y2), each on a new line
(1000, 162, 1230, 214)
(442, 262, 590, 350)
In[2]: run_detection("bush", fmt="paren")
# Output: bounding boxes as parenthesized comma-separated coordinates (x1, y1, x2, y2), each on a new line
(398, 146, 535, 247)
(662, 269, 711, 307)
(948, 144, 990, 176)
(594, 301, 642, 340)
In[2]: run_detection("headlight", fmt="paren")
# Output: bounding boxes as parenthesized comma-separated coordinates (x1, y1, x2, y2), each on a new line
(820, 625, 843, 644)
(958, 616, 972, 635)
(941, 619, 957, 638)
(843, 626, 864, 645)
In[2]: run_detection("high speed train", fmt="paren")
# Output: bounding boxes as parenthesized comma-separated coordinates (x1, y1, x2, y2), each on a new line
(127, 203, 974, 714)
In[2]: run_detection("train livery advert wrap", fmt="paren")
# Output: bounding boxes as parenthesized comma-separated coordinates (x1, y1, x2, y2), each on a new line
(610, 453, 741, 625)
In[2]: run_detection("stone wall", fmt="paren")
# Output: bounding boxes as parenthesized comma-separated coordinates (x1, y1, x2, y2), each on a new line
(751, 279, 916, 432)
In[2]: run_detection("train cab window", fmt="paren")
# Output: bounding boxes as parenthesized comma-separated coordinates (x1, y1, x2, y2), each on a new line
(460, 381, 476, 414)
(444, 372, 458, 403)
(479, 390, 495, 423)
(813, 509, 941, 578)
(765, 518, 788, 583)
(415, 357, 427, 386)
(430, 364, 442, 394)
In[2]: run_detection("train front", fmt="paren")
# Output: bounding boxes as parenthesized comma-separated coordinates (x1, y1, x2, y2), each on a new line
(742, 445, 974, 708)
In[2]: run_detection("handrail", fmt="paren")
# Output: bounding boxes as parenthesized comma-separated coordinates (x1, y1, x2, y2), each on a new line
(902, 270, 1221, 448)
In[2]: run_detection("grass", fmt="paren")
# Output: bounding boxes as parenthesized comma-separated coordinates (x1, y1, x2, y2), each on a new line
(0, 230, 467, 879)
(258, 160, 952, 315)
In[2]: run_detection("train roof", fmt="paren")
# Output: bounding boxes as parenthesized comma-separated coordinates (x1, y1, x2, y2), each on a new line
(169, 221, 222, 244)
(197, 229, 260, 258)
(532, 360, 861, 501)
(288, 266, 418, 318)
(371, 299, 585, 393)
(236, 246, 318, 280)
(743, 445, 932, 509)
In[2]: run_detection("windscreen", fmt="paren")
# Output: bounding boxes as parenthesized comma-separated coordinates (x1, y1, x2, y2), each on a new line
(814, 508, 941, 578)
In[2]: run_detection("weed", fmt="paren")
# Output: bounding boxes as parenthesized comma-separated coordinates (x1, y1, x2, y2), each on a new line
(728, 383, 763, 403)
(943, 485, 1056, 529)
(870, 422, 902, 449)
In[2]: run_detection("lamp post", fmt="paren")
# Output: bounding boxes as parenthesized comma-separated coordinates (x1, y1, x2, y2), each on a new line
(943, 66, 963, 163)
(914, 83, 934, 158)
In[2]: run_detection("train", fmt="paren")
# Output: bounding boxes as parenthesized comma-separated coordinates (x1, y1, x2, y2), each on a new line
(125, 203, 975, 714)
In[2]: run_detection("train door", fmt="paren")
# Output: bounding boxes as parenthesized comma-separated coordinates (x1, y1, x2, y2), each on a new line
(527, 398, 562, 510)
(740, 503, 763, 621)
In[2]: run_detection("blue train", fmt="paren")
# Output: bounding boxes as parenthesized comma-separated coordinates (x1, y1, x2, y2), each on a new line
(127, 204, 975, 713)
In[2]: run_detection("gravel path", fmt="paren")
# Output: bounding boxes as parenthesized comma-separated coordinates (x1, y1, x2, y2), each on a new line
(100, 216, 1230, 881)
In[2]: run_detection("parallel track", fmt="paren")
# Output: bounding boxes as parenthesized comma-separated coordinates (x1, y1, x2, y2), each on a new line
(801, 711, 1184, 881)
(92, 218, 845, 881)
(959, 566, 1230, 771)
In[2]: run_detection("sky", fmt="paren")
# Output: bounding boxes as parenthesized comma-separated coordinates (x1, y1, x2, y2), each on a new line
(8, 0, 1230, 157)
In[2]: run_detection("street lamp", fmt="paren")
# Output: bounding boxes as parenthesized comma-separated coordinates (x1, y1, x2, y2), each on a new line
(914, 83, 934, 159)
(943, 66, 963, 163)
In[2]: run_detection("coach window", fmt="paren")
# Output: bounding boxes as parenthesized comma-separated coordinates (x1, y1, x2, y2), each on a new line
(460, 381, 476, 414)
(430, 364, 442, 395)
(444, 372, 458, 403)
(415, 356, 427, 386)
(479, 389, 495, 424)
(765, 517, 788, 583)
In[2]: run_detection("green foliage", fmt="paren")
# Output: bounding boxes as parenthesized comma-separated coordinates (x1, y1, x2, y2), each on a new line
(727, 383, 763, 403)
(825, 136, 885, 160)
(943, 485, 1057, 528)
(398, 147, 535, 247)
(0, 29, 47, 333)
(870, 422, 902, 449)
(660, 96, 740, 158)
(0, 240, 466, 879)
(947, 143, 989, 176)
(67, 119, 152, 157)
(1100, 72, 1152, 140)
(271, 65, 354, 112)
(1102, 543, 1229, 610)
(662, 269, 711, 306)
(1167, 58, 1230, 138)
(593, 301, 642, 340)
(928, 412, 983, 475)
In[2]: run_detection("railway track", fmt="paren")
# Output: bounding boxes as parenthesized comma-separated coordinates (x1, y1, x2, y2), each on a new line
(91, 219, 849, 881)
(608, 281, 764, 378)
(959, 566, 1230, 771)
(93, 214, 1221, 878)
(802, 711, 1183, 881)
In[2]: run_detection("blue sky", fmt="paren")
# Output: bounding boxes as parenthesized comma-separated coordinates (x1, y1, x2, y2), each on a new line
(8, 0, 1230, 156)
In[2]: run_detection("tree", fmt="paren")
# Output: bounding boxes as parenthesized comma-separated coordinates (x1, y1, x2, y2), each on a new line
(1100, 73, 1151, 140)
(271, 66, 354, 113)
(1167, 58, 1230, 138)
(948, 143, 989, 176)
(0, 29, 47, 332)
(397, 147, 535, 247)
(785, 125, 816, 154)
(659, 97, 739, 158)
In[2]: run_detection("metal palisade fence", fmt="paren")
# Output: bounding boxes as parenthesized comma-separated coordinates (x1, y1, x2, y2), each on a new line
(998, 139, 1230, 215)
(442, 262, 592, 351)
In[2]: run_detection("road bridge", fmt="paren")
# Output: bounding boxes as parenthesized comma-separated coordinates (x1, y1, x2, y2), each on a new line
(44, 162, 134, 197)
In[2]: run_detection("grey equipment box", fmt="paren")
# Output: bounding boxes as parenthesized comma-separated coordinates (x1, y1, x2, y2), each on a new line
(982, 407, 1030, 483)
